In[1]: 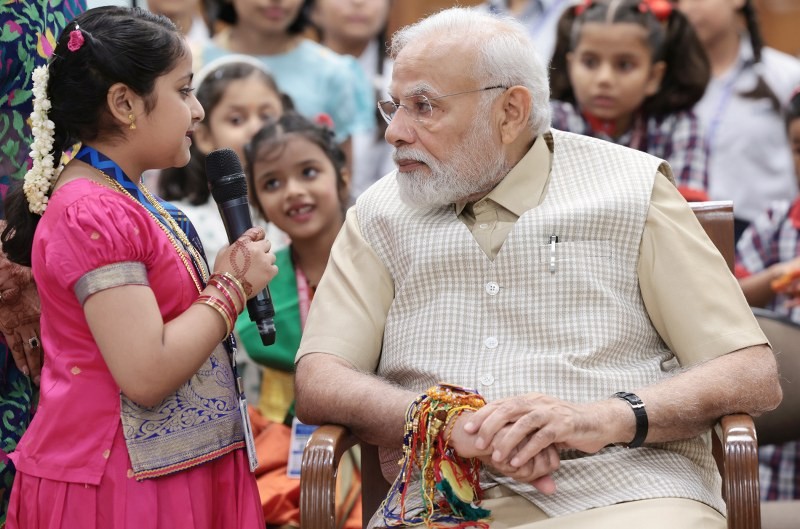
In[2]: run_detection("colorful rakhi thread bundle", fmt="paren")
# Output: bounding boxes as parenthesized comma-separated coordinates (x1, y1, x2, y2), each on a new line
(381, 383, 491, 528)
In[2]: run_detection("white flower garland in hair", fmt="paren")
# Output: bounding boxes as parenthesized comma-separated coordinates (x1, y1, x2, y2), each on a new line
(23, 65, 62, 215)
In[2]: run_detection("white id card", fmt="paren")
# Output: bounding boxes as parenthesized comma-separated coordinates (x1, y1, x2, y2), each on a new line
(287, 417, 318, 479)
(239, 396, 259, 472)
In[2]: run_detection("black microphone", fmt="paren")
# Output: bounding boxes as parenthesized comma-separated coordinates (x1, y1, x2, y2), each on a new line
(206, 148, 276, 346)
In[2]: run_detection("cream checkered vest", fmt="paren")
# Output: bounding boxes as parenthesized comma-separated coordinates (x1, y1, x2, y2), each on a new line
(356, 130, 724, 517)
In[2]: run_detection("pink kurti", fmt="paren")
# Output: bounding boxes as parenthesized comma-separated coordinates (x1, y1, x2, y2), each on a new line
(7, 178, 264, 528)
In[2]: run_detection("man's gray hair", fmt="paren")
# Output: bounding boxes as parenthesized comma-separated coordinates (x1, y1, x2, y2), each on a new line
(390, 7, 551, 136)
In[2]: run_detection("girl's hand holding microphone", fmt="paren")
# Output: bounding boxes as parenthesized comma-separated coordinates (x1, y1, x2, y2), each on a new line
(214, 226, 278, 299)
(199, 226, 278, 340)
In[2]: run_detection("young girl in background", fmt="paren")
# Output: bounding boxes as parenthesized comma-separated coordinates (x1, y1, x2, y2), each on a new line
(550, 0, 711, 201)
(735, 89, 800, 327)
(202, 0, 374, 166)
(159, 55, 290, 267)
(735, 88, 800, 503)
(236, 111, 360, 528)
(1, 7, 277, 528)
(311, 0, 394, 199)
(677, 0, 800, 241)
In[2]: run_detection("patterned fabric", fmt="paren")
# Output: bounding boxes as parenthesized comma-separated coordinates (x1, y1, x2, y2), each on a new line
(356, 130, 724, 520)
(550, 100, 709, 200)
(0, 0, 85, 190)
(121, 342, 244, 480)
(735, 199, 800, 500)
(760, 442, 800, 500)
(0, 353, 33, 526)
(74, 261, 149, 305)
(1, 0, 84, 523)
(735, 198, 800, 324)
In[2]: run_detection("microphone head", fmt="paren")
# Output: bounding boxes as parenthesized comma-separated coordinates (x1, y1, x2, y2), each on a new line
(206, 148, 248, 203)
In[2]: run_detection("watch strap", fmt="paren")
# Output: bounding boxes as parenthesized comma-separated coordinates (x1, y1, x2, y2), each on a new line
(613, 391, 648, 448)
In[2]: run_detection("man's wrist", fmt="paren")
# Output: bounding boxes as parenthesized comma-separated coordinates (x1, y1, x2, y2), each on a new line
(613, 392, 648, 448)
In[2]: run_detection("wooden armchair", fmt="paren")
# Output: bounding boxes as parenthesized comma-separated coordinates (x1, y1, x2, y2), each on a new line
(300, 200, 762, 529)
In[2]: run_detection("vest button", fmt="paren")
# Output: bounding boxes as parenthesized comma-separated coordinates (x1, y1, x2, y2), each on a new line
(485, 282, 500, 295)
(485, 337, 498, 349)
(478, 223, 489, 229)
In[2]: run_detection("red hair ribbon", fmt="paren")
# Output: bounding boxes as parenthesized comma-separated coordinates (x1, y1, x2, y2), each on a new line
(314, 113, 334, 130)
(574, 0, 593, 16)
(639, 0, 672, 22)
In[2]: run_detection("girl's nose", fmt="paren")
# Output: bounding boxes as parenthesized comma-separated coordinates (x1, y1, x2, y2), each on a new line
(596, 63, 614, 83)
(192, 93, 205, 122)
(285, 176, 305, 197)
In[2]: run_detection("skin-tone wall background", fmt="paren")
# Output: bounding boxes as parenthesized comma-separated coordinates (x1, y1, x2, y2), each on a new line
(386, 0, 800, 56)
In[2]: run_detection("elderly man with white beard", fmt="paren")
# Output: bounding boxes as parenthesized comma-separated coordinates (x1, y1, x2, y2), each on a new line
(293, 7, 781, 529)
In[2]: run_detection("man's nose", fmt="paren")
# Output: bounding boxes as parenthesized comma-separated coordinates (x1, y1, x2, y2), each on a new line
(384, 108, 416, 146)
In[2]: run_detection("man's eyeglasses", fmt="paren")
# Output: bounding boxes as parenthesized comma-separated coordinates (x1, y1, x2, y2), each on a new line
(377, 85, 508, 125)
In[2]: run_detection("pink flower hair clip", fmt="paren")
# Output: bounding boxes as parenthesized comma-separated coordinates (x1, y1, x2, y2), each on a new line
(67, 24, 84, 52)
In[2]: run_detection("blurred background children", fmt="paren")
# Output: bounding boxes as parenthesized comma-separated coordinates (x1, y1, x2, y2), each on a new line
(550, 0, 711, 201)
(475, 0, 579, 66)
(202, 0, 375, 172)
(311, 0, 394, 199)
(237, 111, 360, 528)
(147, 0, 212, 49)
(735, 88, 800, 505)
(677, 0, 800, 241)
(735, 89, 800, 328)
(158, 55, 290, 267)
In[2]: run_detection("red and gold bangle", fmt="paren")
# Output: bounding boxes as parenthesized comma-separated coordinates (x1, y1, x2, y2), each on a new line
(208, 277, 240, 314)
(212, 272, 246, 307)
(194, 294, 234, 336)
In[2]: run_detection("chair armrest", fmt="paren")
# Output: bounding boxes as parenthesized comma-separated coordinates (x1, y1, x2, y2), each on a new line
(717, 413, 761, 529)
(300, 424, 359, 529)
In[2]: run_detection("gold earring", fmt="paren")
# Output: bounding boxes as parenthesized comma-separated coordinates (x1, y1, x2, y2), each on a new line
(128, 113, 136, 130)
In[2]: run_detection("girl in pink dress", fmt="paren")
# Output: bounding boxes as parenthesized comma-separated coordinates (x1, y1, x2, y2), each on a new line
(0, 6, 277, 529)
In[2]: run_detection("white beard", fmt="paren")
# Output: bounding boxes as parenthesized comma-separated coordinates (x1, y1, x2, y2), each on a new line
(393, 113, 509, 209)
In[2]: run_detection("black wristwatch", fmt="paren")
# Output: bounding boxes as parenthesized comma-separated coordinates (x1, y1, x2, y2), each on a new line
(613, 391, 648, 448)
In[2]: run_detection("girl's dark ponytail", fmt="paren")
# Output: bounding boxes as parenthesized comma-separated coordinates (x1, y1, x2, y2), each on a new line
(549, 6, 579, 104)
(648, 8, 710, 118)
(739, 0, 781, 113)
(2, 184, 40, 266)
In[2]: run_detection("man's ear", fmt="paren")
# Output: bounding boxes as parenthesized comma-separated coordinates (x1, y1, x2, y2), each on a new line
(498, 85, 532, 145)
(106, 82, 139, 130)
(193, 122, 215, 154)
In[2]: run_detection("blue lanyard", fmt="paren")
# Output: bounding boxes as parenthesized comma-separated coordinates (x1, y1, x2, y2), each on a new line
(75, 145, 209, 284)
(704, 61, 749, 152)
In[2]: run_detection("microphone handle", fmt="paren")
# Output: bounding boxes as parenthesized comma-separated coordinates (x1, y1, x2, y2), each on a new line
(217, 197, 277, 346)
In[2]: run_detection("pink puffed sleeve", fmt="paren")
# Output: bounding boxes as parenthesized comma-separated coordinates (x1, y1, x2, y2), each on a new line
(43, 188, 159, 298)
